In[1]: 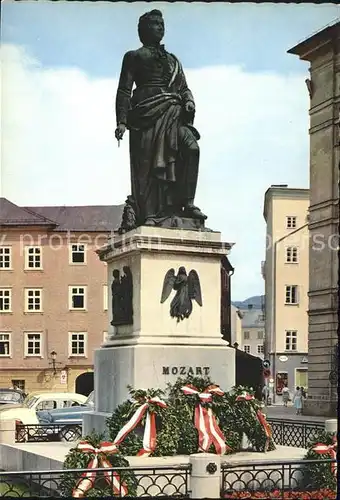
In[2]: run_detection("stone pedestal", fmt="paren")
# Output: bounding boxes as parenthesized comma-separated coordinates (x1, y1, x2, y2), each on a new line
(83, 226, 235, 435)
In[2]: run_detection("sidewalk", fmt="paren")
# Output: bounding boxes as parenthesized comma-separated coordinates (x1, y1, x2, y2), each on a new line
(264, 404, 328, 423)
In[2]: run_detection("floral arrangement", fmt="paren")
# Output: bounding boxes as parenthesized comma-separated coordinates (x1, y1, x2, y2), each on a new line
(223, 428, 337, 500)
(60, 432, 137, 498)
(224, 489, 337, 499)
(106, 376, 275, 457)
(302, 429, 337, 492)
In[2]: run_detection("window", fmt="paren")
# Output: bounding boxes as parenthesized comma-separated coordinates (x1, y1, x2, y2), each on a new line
(286, 216, 297, 229)
(25, 333, 42, 356)
(0, 247, 11, 269)
(12, 380, 25, 391)
(69, 332, 87, 356)
(63, 400, 81, 408)
(69, 286, 87, 310)
(25, 288, 42, 312)
(257, 330, 264, 340)
(243, 331, 250, 340)
(0, 333, 11, 356)
(285, 285, 298, 305)
(70, 244, 86, 264)
(286, 246, 298, 263)
(103, 285, 108, 311)
(257, 344, 264, 354)
(276, 372, 288, 395)
(244, 345, 250, 354)
(25, 246, 42, 269)
(285, 330, 297, 351)
(295, 368, 308, 389)
(0, 288, 12, 312)
(36, 400, 57, 411)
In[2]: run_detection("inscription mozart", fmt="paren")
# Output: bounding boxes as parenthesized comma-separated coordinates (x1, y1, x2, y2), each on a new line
(162, 366, 210, 376)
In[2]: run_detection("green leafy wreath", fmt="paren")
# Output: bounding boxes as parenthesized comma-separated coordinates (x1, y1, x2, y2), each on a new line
(225, 385, 276, 452)
(165, 375, 239, 454)
(60, 431, 137, 497)
(106, 376, 274, 456)
(302, 430, 337, 492)
(106, 386, 178, 457)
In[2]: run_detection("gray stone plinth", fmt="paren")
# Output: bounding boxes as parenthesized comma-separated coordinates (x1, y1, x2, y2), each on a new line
(93, 344, 235, 415)
(83, 411, 111, 438)
(86, 226, 236, 436)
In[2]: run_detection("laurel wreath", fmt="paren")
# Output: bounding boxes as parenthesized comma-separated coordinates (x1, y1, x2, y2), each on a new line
(106, 376, 275, 456)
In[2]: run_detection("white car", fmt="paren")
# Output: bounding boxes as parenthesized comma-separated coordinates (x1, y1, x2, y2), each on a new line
(0, 392, 87, 425)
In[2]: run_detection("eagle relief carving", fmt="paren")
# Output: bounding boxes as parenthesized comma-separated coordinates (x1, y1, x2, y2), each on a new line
(160, 267, 203, 322)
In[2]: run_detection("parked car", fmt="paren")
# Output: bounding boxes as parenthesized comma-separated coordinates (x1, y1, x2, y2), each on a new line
(37, 391, 94, 424)
(0, 389, 25, 406)
(36, 391, 94, 441)
(0, 392, 87, 426)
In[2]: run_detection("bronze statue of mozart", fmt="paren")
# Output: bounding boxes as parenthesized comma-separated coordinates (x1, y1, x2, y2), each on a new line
(115, 9, 208, 231)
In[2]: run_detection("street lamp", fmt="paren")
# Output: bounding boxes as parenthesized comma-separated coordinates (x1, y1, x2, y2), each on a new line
(49, 350, 62, 375)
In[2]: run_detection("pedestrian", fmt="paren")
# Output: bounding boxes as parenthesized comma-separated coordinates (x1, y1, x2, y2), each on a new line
(293, 386, 303, 415)
(301, 386, 307, 398)
(281, 383, 290, 407)
(262, 385, 269, 403)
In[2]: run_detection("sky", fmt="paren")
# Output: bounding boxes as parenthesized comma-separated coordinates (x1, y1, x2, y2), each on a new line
(1, 2, 339, 300)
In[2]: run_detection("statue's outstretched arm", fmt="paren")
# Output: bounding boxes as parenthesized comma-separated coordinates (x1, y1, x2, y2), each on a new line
(116, 51, 135, 126)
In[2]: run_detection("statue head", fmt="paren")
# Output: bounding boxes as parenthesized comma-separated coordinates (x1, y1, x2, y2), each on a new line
(123, 265, 131, 276)
(138, 9, 164, 46)
(112, 269, 120, 279)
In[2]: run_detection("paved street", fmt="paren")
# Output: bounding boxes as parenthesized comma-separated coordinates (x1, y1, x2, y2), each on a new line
(264, 404, 328, 422)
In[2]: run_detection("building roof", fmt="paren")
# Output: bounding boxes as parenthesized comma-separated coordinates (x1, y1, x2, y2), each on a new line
(0, 198, 124, 232)
(240, 306, 265, 329)
(263, 185, 309, 222)
(25, 204, 124, 232)
(287, 19, 340, 60)
(0, 198, 56, 227)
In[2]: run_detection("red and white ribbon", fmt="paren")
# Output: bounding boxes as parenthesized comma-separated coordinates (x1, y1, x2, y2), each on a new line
(312, 436, 337, 476)
(112, 396, 167, 457)
(256, 410, 272, 452)
(181, 384, 231, 455)
(236, 392, 255, 401)
(235, 392, 272, 451)
(72, 441, 128, 498)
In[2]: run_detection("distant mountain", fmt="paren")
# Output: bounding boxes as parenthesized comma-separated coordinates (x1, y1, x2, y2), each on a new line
(232, 295, 264, 310)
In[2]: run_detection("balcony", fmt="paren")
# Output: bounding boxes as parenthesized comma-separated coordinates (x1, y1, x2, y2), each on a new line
(261, 260, 266, 280)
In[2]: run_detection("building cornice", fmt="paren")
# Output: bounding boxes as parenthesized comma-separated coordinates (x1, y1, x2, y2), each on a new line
(97, 227, 234, 262)
(0, 222, 57, 230)
(287, 20, 340, 61)
(263, 187, 310, 221)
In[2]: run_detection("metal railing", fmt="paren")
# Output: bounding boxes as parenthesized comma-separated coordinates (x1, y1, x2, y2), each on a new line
(221, 459, 337, 499)
(14, 419, 325, 447)
(0, 465, 191, 498)
(267, 419, 324, 449)
(15, 423, 82, 443)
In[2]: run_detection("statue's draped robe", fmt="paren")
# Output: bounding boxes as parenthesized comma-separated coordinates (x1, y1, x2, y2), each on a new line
(116, 44, 199, 224)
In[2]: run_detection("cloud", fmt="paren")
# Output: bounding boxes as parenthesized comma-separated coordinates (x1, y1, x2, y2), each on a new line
(1, 44, 309, 300)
